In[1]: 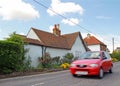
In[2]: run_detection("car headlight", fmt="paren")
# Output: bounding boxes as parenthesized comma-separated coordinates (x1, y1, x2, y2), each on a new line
(70, 64, 76, 67)
(89, 64, 98, 67)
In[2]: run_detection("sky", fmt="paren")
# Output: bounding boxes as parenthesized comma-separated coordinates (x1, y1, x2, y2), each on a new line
(0, 0, 120, 52)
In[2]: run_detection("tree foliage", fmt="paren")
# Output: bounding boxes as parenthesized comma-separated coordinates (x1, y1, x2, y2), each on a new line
(6, 32, 24, 45)
(0, 32, 31, 74)
(0, 41, 22, 74)
(38, 52, 52, 68)
(61, 53, 74, 64)
(111, 50, 120, 61)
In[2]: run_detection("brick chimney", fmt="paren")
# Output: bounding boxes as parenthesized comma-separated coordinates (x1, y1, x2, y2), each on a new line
(53, 24, 61, 36)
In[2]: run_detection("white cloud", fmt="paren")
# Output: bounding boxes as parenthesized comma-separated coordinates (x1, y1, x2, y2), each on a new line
(96, 16, 112, 19)
(49, 25, 54, 33)
(61, 18, 79, 26)
(0, 0, 39, 20)
(47, 0, 84, 16)
(19, 32, 25, 35)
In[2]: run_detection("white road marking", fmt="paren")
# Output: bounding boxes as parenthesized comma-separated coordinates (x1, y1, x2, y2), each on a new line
(31, 82, 44, 86)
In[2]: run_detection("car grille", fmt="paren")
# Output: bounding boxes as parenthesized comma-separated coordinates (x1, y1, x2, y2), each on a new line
(77, 64, 87, 68)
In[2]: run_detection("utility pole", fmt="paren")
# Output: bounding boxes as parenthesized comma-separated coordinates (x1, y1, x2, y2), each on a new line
(112, 37, 114, 52)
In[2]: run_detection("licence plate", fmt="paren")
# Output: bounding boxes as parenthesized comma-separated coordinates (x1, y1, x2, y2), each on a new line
(75, 71, 88, 75)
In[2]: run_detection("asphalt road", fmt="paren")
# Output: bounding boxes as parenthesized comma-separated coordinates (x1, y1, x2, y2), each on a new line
(0, 62, 120, 86)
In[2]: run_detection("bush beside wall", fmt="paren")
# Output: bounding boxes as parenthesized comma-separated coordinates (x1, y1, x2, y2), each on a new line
(0, 41, 22, 74)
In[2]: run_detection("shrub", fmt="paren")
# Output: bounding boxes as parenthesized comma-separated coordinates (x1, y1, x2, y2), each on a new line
(112, 57, 118, 62)
(52, 56, 60, 64)
(7, 33, 32, 71)
(111, 50, 120, 61)
(60, 63, 70, 69)
(22, 56, 32, 71)
(51, 56, 61, 68)
(61, 53, 74, 64)
(37, 63, 43, 70)
(38, 54, 62, 69)
(38, 53, 74, 69)
(0, 41, 22, 74)
(38, 52, 52, 68)
(0, 32, 31, 74)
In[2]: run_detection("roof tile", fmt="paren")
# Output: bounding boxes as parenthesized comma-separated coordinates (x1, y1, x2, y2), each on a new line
(84, 36, 106, 45)
(32, 28, 68, 49)
(20, 27, 87, 50)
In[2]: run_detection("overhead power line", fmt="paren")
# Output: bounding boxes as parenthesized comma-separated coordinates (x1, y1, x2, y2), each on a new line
(33, 0, 93, 33)
(32, 0, 120, 46)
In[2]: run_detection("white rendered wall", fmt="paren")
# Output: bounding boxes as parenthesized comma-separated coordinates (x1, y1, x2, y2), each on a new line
(46, 48, 70, 58)
(25, 34, 87, 67)
(27, 29, 40, 40)
(88, 44, 100, 51)
(71, 35, 86, 57)
(25, 45, 69, 67)
(25, 44, 42, 67)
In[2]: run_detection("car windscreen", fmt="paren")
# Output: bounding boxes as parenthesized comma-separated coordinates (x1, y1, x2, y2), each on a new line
(78, 52, 100, 60)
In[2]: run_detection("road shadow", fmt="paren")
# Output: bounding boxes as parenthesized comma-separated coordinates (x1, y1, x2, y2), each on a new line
(72, 72, 112, 80)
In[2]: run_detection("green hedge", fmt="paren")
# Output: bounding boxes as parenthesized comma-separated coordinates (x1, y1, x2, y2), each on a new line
(111, 50, 120, 61)
(0, 41, 22, 74)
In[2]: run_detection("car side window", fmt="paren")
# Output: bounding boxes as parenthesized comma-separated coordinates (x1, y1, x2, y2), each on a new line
(104, 52, 111, 59)
(102, 52, 107, 59)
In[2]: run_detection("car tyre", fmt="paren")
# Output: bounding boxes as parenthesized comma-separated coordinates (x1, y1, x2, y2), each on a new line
(72, 74, 77, 77)
(99, 68, 104, 79)
(109, 66, 113, 73)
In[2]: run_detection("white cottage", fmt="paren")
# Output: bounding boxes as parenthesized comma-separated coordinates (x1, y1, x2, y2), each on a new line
(24, 24, 87, 67)
(84, 33, 107, 51)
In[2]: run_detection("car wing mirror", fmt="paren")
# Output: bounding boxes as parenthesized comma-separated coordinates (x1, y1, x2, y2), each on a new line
(103, 56, 107, 60)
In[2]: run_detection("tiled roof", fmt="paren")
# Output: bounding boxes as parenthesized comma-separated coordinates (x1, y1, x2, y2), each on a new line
(25, 28, 87, 50)
(84, 36, 106, 46)
(63, 32, 80, 49)
(19, 34, 43, 46)
(32, 28, 68, 49)
(25, 38, 43, 46)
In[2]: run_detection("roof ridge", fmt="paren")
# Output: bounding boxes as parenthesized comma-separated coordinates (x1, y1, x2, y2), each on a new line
(84, 35, 106, 45)
(92, 36, 105, 45)
(32, 27, 53, 35)
(25, 27, 86, 50)
(63, 31, 80, 36)
(31, 27, 69, 49)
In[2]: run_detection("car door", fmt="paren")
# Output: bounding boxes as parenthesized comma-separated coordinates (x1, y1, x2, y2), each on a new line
(104, 52, 112, 70)
(101, 52, 108, 72)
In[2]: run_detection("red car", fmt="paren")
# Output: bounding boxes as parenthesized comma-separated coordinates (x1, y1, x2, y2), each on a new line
(70, 51, 113, 79)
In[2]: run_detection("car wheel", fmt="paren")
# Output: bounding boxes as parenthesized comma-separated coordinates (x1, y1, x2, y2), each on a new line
(99, 68, 104, 79)
(109, 66, 113, 73)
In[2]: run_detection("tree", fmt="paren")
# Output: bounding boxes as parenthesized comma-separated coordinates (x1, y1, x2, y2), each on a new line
(6, 32, 25, 63)
(111, 50, 120, 61)
(0, 41, 22, 74)
(6, 32, 24, 44)
(5, 32, 31, 72)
